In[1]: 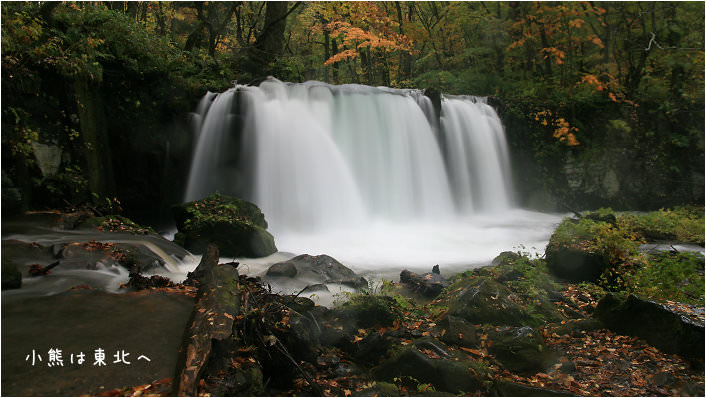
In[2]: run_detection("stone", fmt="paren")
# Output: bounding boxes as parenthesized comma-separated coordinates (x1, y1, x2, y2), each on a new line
(282, 312, 321, 363)
(266, 262, 297, 277)
(352, 333, 393, 365)
(172, 193, 277, 258)
(436, 315, 478, 347)
(266, 254, 364, 286)
(594, 293, 705, 363)
(372, 347, 483, 394)
(31, 141, 62, 177)
(487, 326, 557, 375)
(546, 246, 608, 283)
(447, 277, 533, 327)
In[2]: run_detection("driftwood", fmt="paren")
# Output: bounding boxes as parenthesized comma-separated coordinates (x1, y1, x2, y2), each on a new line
(400, 267, 448, 298)
(174, 244, 240, 396)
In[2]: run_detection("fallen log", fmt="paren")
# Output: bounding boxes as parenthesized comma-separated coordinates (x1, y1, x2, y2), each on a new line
(173, 244, 240, 396)
(29, 261, 60, 277)
(400, 267, 448, 298)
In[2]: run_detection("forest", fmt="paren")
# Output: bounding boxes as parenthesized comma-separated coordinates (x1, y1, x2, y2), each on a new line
(2, 1, 704, 217)
(1, 2, 705, 397)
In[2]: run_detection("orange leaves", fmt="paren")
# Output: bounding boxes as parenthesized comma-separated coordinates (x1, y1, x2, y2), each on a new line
(580, 74, 605, 91)
(459, 347, 486, 357)
(542, 47, 565, 65)
(319, 2, 414, 66)
(589, 35, 604, 48)
(324, 49, 358, 66)
(532, 110, 580, 146)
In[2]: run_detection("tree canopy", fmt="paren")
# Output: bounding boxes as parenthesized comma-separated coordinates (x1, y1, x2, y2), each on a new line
(1, 1, 704, 215)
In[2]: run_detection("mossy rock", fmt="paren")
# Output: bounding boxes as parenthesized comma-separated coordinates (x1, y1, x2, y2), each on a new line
(78, 215, 155, 235)
(595, 293, 705, 363)
(340, 295, 400, 328)
(372, 346, 484, 394)
(172, 193, 276, 258)
(446, 277, 533, 327)
(545, 246, 608, 282)
(487, 326, 558, 375)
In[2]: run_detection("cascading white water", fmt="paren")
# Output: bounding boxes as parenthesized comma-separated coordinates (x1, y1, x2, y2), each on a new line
(440, 96, 514, 213)
(185, 78, 561, 270)
(185, 79, 513, 229)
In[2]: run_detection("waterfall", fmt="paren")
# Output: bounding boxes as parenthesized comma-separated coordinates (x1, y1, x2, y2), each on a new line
(185, 78, 514, 236)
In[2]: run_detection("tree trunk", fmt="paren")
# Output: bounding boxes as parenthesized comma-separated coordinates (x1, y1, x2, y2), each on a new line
(331, 38, 339, 83)
(74, 77, 115, 197)
(173, 245, 240, 396)
(248, 1, 290, 75)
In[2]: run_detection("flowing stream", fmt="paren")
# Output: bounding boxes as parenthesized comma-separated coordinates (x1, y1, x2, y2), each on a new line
(185, 78, 563, 275)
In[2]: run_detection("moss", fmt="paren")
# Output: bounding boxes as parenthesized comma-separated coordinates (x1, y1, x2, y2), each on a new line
(172, 193, 276, 257)
(174, 192, 268, 230)
(82, 215, 155, 234)
(627, 251, 705, 305)
(618, 206, 705, 245)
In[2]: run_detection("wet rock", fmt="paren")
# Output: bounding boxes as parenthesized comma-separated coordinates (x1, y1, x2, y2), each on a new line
(488, 326, 557, 375)
(594, 293, 705, 364)
(352, 333, 393, 364)
(172, 193, 277, 258)
(546, 246, 609, 282)
(333, 361, 360, 377)
(267, 262, 297, 277)
(267, 254, 364, 285)
(491, 251, 524, 267)
(285, 296, 316, 314)
(436, 315, 478, 347)
(340, 295, 398, 328)
(282, 312, 321, 363)
(372, 347, 483, 394)
(447, 277, 532, 327)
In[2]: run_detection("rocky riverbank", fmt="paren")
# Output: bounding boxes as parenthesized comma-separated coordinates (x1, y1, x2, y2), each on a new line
(2, 204, 704, 396)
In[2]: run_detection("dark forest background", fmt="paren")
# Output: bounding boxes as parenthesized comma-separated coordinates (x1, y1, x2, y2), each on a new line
(2, 1, 704, 225)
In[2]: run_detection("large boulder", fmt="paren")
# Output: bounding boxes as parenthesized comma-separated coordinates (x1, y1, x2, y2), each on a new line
(594, 293, 705, 364)
(265, 254, 366, 287)
(172, 193, 277, 258)
(436, 315, 478, 348)
(545, 246, 608, 282)
(372, 346, 484, 394)
(446, 277, 533, 327)
(487, 326, 557, 375)
(543, 216, 641, 283)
